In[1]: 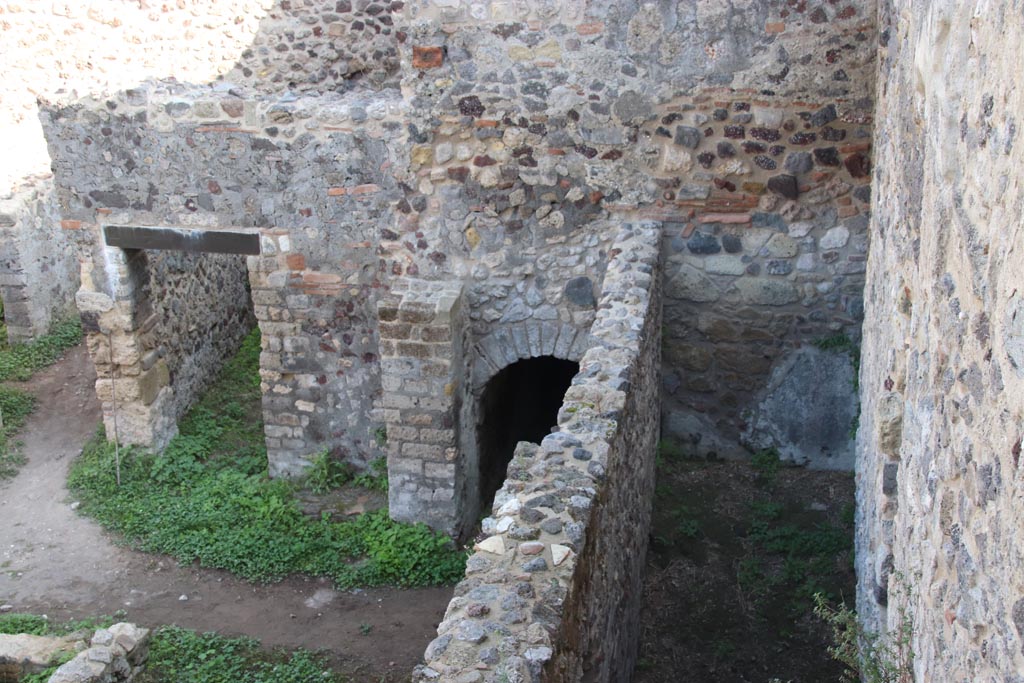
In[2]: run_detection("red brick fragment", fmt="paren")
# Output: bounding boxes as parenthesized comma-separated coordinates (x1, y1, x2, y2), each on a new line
(286, 253, 306, 271)
(697, 213, 752, 224)
(60, 219, 82, 230)
(412, 46, 444, 69)
(576, 22, 603, 35)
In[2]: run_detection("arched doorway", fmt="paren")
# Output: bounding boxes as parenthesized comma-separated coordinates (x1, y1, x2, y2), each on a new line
(476, 355, 579, 512)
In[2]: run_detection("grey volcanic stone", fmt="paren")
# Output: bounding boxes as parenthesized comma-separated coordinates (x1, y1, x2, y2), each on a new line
(674, 126, 702, 149)
(565, 277, 597, 308)
(742, 346, 857, 470)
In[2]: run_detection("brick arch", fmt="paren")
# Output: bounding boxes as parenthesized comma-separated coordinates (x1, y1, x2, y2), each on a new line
(470, 321, 591, 393)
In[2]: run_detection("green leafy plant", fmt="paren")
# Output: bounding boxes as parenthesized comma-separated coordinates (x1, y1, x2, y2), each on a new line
(138, 626, 345, 683)
(751, 447, 781, 486)
(742, 497, 853, 608)
(0, 612, 115, 636)
(0, 385, 35, 479)
(68, 328, 466, 589)
(305, 450, 353, 494)
(372, 426, 387, 448)
(814, 592, 914, 683)
(352, 457, 388, 493)
(0, 317, 82, 382)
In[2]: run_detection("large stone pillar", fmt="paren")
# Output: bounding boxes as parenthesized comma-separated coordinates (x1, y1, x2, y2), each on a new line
(76, 246, 176, 448)
(378, 279, 470, 536)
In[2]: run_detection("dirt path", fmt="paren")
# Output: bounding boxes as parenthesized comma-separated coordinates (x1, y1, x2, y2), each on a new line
(0, 345, 451, 680)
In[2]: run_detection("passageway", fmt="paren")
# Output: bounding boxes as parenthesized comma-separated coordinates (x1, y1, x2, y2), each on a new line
(476, 355, 579, 511)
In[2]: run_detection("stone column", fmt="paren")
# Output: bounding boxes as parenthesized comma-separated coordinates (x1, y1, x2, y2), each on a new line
(378, 279, 469, 536)
(77, 246, 176, 448)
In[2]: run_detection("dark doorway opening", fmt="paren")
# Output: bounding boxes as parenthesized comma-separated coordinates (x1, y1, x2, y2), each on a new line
(477, 355, 579, 513)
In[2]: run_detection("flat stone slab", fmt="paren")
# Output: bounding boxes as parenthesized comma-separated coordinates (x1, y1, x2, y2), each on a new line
(104, 225, 260, 255)
(0, 632, 83, 675)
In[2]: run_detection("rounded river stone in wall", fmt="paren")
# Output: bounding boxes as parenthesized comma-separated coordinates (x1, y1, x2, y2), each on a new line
(564, 276, 597, 308)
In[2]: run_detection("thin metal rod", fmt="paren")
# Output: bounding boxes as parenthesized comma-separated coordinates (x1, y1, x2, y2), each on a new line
(105, 332, 122, 487)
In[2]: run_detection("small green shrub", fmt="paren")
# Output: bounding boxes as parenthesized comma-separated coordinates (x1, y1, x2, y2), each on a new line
(305, 450, 353, 494)
(814, 593, 914, 683)
(372, 426, 387, 447)
(751, 448, 781, 485)
(352, 457, 388, 493)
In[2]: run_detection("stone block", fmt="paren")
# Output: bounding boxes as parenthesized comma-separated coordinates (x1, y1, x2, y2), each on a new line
(732, 279, 800, 306)
(742, 347, 857, 469)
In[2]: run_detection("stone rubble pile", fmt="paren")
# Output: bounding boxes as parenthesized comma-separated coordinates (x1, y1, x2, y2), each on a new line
(0, 623, 149, 683)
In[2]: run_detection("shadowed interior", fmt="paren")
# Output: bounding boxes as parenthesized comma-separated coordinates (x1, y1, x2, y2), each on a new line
(476, 355, 579, 514)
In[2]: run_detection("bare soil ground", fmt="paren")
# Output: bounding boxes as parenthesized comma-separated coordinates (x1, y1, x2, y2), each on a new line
(635, 457, 856, 683)
(0, 345, 451, 681)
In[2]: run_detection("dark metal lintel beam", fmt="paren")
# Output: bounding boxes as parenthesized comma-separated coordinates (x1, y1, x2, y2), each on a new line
(103, 225, 261, 256)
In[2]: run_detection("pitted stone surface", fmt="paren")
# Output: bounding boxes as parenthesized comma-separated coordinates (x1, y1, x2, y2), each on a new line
(855, 2, 1024, 680)
(47, 622, 149, 683)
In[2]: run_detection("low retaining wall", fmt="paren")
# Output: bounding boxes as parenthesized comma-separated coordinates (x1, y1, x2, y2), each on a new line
(413, 223, 662, 683)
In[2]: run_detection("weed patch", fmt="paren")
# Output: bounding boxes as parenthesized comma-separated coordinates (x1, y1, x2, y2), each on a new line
(744, 497, 853, 608)
(639, 455, 856, 683)
(68, 328, 465, 588)
(0, 385, 36, 479)
(0, 612, 116, 636)
(352, 457, 388, 493)
(305, 450, 355, 495)
(751, 447, 781, 486)
(137, 626, 345, 683)
(814, 592, 914, 683)
(0, 318, 82, 382)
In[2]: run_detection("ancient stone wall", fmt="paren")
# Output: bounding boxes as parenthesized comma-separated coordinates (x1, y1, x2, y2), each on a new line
(40, 0, 878, 487)
(42, 85, 403, 466)
(0, 180, 80, 341)
(413, 222, 661, 683)
(140, 249, 255, 426)
(74, 241, 254, 448)
(0, 0, 397, 188)
(395, 0, 877, 467)
(856, 0, 1024, 679)
(1, 0, 399, 343)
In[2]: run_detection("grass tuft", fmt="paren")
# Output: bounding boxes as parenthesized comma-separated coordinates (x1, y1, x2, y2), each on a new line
(137, 626, 346, 683)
